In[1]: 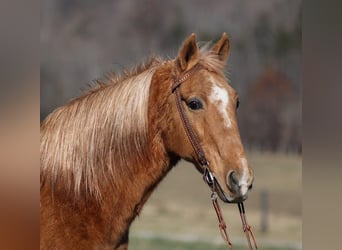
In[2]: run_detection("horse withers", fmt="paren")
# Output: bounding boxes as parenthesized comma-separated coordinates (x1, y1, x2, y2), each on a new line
(40, 33, 254, 249)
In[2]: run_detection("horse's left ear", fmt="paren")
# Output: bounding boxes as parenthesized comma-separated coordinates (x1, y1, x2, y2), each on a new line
(177, 33, 199, 72)
(212, 32, 230, 63)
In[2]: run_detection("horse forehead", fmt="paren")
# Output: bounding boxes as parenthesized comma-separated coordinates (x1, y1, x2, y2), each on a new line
(210, 83, 229, 104)
(208, 76, 232, 128)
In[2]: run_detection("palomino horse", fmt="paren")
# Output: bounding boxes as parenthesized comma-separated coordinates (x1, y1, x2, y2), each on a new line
(40, 33, 254, 249)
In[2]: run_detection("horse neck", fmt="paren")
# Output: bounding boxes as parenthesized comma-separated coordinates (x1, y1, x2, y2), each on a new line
(41, 61, 181, 247)
(95, 133, 178, 245)
(99, 62, 181, 236)
(103, 62, 179, 211)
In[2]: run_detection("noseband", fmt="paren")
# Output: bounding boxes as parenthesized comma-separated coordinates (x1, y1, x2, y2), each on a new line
(171, 63, 258, 249)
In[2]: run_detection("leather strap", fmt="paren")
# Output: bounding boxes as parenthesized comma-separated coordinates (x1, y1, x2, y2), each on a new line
(171, 63, 209, 167)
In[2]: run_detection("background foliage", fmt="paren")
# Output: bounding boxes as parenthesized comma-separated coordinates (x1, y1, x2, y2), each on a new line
(41, 0, 301, 153)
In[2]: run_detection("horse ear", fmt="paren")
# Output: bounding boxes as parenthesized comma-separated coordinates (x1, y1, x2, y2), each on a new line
(212, 32, 230, 63)
(177, 33, 199, 71)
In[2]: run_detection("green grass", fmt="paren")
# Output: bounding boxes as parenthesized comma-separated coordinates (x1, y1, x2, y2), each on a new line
(129, 237, 297, 250)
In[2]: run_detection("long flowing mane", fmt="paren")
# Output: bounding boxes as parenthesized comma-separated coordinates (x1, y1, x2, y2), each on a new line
(40, 57, 162, 201)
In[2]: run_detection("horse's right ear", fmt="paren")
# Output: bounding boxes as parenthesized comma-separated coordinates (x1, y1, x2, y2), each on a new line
(212, 32, 230, 63)
(177, 33, 199, 72)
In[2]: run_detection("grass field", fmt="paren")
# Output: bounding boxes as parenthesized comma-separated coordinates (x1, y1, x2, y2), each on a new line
(130, 152, 302, 249)
(129, 237, 297, 250)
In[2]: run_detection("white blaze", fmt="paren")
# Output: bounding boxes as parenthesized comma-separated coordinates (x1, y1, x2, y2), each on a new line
(239, 157, 249, 196)
(209, 82, 231, 128)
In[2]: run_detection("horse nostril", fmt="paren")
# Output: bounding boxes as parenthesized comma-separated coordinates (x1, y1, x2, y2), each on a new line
(248, 183, 253, 190)
(227, 171, 239, 192)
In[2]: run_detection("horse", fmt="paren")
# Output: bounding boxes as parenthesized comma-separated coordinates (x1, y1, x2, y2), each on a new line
(40, 33, 254, 249)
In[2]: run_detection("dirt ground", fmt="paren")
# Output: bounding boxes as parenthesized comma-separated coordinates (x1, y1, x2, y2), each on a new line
(130, 152, 302, 248)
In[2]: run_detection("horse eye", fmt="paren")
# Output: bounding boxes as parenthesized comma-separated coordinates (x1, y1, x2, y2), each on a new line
(236, 98, 240, 110)
(187, 98, 203, 110)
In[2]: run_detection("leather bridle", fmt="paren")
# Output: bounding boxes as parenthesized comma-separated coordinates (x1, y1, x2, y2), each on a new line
(171, 63, 258, 249)
(171, 64, 214, 188)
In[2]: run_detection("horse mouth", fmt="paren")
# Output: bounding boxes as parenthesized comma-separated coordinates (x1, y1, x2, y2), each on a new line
(193, 162, 249, 203)
(213, 177, 248, 203)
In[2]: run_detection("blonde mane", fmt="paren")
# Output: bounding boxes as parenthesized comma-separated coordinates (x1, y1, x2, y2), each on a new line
(40, 57, 162, 200)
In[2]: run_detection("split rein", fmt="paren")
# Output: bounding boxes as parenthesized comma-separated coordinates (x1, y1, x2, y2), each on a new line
(171, 63, 258, 249)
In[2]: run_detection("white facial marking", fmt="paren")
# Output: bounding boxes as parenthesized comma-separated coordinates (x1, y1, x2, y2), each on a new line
(209, 81, 231, 128)
(240, 158, 249, 185)
(239, 158, 249, 196)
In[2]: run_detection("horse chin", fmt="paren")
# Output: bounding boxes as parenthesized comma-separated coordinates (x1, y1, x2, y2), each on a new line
(214, 178, 248, 204)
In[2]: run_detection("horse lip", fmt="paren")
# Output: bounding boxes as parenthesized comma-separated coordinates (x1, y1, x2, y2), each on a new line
(219, 189, 248, 203)
(213, 175, 248, 203)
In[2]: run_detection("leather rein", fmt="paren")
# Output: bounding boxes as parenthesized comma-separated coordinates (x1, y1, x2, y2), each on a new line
(171, 63, 258, 249)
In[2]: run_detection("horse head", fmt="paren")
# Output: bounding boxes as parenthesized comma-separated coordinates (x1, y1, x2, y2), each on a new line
(158, 33, 254, 203)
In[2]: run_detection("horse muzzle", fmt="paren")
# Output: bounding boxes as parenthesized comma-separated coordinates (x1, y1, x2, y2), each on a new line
(224, 170, 253, 202)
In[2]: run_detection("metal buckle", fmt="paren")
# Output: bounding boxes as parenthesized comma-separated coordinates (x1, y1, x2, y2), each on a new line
(203, 167, 214, 187)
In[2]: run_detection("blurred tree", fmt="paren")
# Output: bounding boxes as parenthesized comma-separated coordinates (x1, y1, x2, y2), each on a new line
(241, 68, 300, 152)
(253, 13, 273, 63)
(274, 27, 295, 59)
